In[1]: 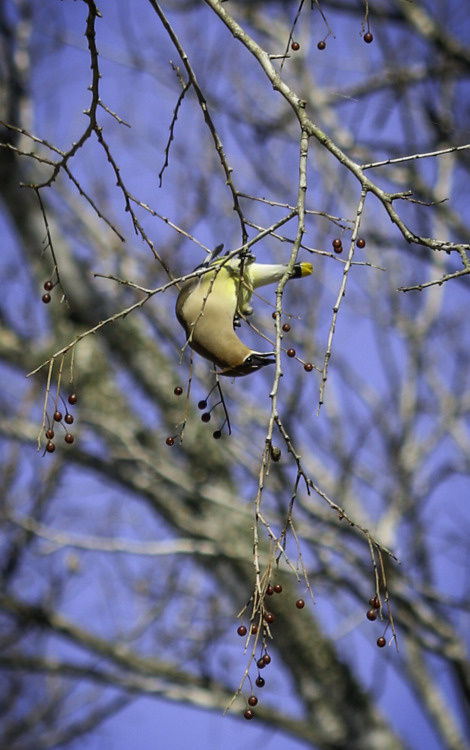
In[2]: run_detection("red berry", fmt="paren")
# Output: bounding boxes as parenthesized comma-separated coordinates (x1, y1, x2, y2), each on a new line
(317, 40, 326, 50)
(166, 436, 175, 446)
(264, 612, 275, 624)
(68, 393, 78, 405)
(262, 653, 271, 665)
(282, 323, 291, 332)
(366, 609, 377, 621)
(266, 585, 274, 596)
(271, 311, 278, 320)
(248, 695, 258, 707)
(64, 433, 74, 444)
(64, 413, 74, 425)
(174, 386, 183, 396)
(45, 428, 54, 440)
(237, 625, 247, 637)
(287, 348, 296, 358)
(42, 293, 51, 304)
(255, 677, 265, 688)
(251, 624, 258, 635)
(332, 238, 343, 254)
(257, 658, 266, 669)
(304, 363, 313, 372)
(291, 41, 300, 51)
(244, 709, 254, 720)
(377, 636, 386, 648)
(364, 31, 373, 43)
(296, 599, 305, 609)
(274, 584, 282, 593)
(44, 280, 54, 291)
(369, 596, 380, 609)
(201, 412, 211, 423)
(53, 410, 62, 422)
(356, 238, 366, 248)
(46, 441, 55, 453)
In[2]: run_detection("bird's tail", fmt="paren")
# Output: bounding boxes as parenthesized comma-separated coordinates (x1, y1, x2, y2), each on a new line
(290, 261, 313, 278)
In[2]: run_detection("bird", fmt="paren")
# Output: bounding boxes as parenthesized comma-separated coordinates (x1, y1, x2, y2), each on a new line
(175, 245, 313, 377)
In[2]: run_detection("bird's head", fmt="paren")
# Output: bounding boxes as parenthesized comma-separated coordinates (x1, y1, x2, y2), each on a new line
(217, 350, 276, 377)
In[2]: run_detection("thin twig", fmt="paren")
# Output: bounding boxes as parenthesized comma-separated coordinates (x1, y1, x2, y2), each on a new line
(317, 187, 367, 413)
(148, 0, 248, 243)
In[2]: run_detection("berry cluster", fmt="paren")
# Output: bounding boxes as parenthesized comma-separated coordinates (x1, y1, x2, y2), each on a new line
(196, 391, 227, 439)
(237, 584, 306, 720)
(41, 279, 55, 304)
(166, 382, 230, 445)
(271, 312, 314, 372)
(366, 595, 388, 648)
(332, 237, 366, 254)
(45, 393, 77, 453)
(316, 31, 373, 49)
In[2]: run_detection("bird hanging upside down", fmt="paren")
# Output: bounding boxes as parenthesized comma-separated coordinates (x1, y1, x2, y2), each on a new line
(175, 245, 312, 377)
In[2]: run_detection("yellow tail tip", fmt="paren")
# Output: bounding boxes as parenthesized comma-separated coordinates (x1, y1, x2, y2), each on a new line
(299, 261, 313, 277)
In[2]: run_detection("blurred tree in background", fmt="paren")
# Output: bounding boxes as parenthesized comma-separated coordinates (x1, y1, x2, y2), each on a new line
(1, 1, 469, 749)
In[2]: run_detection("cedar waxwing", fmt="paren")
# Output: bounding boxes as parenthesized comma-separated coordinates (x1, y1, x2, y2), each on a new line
(175, 246, 313, 377)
